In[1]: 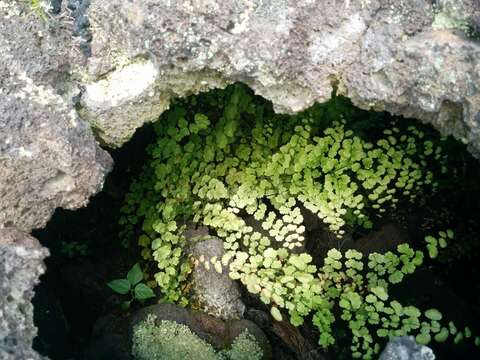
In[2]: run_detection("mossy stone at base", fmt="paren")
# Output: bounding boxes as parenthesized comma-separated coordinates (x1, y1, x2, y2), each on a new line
(130, 304, 272, 359)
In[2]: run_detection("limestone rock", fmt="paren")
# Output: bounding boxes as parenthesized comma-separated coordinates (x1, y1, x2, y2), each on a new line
(0, 229, 49, 360)
(379, 336, 435, 360)
(81, 0, 480, 157)
(0, 0, 112, 231)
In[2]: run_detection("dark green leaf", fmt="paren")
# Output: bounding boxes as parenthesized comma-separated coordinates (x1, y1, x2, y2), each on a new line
(107, 279, 131, 295)
(127, 263, 144, 286)
(134, 283, 156, 300)
(121, 300, 132, 311)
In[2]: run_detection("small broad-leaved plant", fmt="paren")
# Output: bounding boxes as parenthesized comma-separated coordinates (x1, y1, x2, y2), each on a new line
(118, 84, 474, 358)
(425, 229, 454, 259)
(107, 263, 155, 310)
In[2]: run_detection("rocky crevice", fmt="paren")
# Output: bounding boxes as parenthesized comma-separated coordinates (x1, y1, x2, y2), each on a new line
(1, 0, 480, 358)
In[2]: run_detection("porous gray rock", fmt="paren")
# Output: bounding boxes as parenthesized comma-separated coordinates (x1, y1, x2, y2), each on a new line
(1, 4, 111, 358)
(379, 336, 435, 360)
(186, 227, 245, 320)
(80, 0, 480, 158)
(0, 0, 112, 231)
(0, 228, 49, 360)
(434, 0, 480, 32)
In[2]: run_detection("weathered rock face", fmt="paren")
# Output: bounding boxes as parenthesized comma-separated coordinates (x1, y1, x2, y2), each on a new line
(0, 1, 112, 232)
(186, 228, 245, 320)
(379, 336, 435, 360)
(0, 1, 478, 236)
(0, 2, 111, 358)
(80, 0, 480, 157)
(0, 229, 49, 360)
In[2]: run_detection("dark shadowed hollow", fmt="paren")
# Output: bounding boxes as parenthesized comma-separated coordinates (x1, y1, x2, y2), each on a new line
(31, 88, 480, 360)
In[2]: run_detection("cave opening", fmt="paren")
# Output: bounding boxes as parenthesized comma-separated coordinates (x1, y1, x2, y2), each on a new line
(32, 84, 480, 360)
(32, 122, 156, 359)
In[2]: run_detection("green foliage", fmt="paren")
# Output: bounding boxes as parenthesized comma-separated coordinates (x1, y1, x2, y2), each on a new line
(119, 84, 473, 358)
(132, 315, 218, 360)
(220, 330, 264, 360)
(120, 85, 445, 298)
(27, 0, 51, 21)
(425, 230, 453, 259)
(107, 263, 155, 310)
(132, 314, 262, 360)
(60, 241, 87, 258)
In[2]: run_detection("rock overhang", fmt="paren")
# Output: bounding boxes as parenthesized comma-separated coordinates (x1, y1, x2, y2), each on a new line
(1, 0, 480, 358)
(76, 0, 480, 158)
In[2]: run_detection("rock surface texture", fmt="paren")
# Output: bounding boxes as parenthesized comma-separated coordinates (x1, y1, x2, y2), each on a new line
(0, 229, 49, 360)
(186, 228, 245, 320)
(379, 336, 435, 360)
(1, 0, 480, 359)
(130, 303, 271, 358)
(1, 0, 479, 234)
(80, 0, 480, 157)
(0, 1, 112, 232)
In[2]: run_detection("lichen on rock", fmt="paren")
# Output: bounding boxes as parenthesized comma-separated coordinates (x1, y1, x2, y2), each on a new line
(130, 304, 271, 359)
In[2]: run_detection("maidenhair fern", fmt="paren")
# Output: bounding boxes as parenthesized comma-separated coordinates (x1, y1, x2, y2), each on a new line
(119, 84, 476, 358)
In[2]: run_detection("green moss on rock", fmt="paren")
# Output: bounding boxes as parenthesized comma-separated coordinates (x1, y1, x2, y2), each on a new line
(132, 314, 263, 360)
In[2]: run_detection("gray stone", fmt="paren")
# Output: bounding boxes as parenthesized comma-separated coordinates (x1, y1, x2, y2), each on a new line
(434, 0, 480, 32)
(2, 0, 480, 233)
(0, 4, 111, 358)
(84, 314, 133, 360)
(186, 227, 245, 320)
(79, 0, 480, 158)
(0, 1, 112, 231)
(379, 336, 435, 360)
(0, 228, 49, 360)
(131, 303, 271, 358)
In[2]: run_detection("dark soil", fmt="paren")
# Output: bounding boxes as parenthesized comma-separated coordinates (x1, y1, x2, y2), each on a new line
(32, 123, 157, 359)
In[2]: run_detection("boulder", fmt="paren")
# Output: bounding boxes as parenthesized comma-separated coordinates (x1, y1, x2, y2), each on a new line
(186, 227, 245, 320)
(131, 303, 271, 359)
(379, 336, 435, 360)
(0, 0, 112, 232)
(0, 2, 479, 228)
(79, 0, 480, 158)
(0, 5, 110, 359)
(0, 229, 49, 360)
